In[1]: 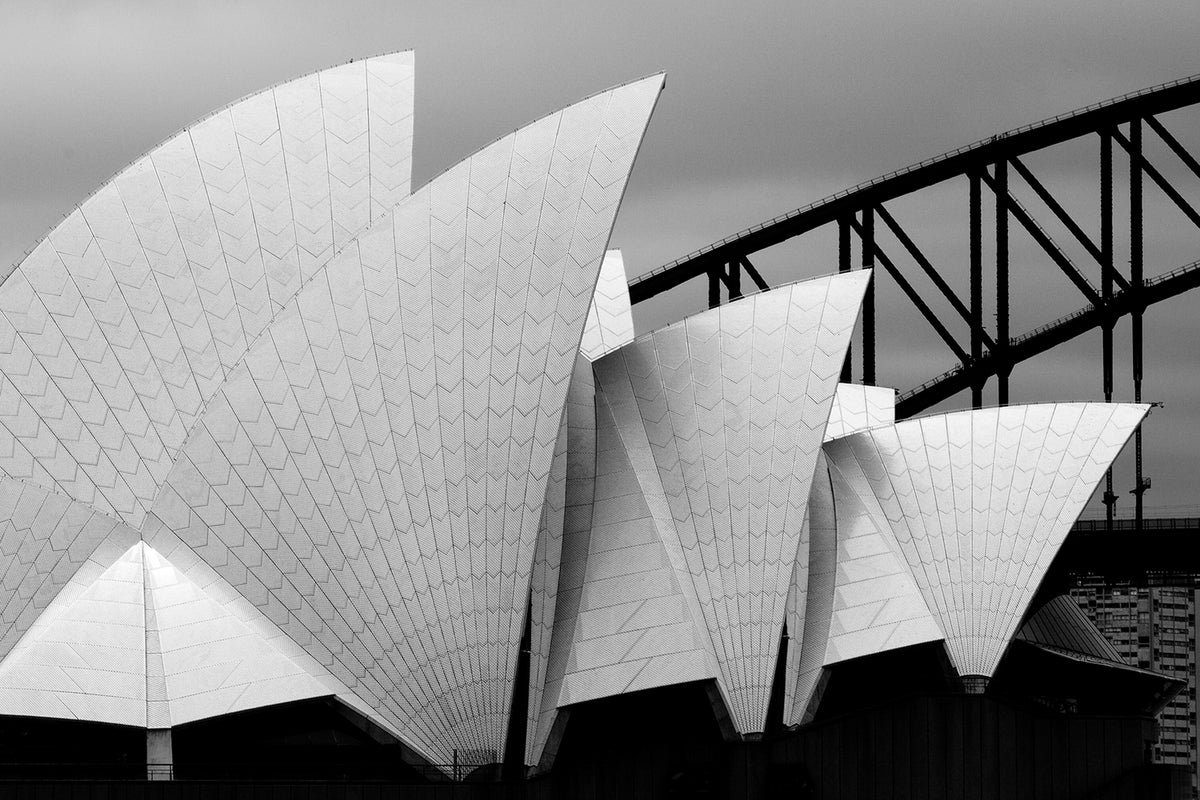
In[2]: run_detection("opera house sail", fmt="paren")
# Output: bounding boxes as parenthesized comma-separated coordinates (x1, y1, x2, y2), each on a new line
(0, 50, 1176, 797)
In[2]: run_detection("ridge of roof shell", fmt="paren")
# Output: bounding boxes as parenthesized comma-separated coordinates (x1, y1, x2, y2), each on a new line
(607, 269, 874, 353)
(415, 73, 665, 197)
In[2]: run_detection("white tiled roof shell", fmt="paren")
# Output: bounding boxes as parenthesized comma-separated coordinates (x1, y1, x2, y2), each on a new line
(1017, 594, 1126, 663)
(588, 273, 869, 734)
(0, 53, 414, 529)
(784, 449, 945, 726)
(821, 403, 1147, 677)
(146, 75, 665, 766)
(824, 384, 895, 441)
(530, 369, 721, 764)
(0, 535, 148, 725)
(579, 250, 635, 361)
(0, 539, 338, 727)
(525, 355, 600, 766)
(782, 451, 835, 726)
(138, 518, 387, 729)
(1, 477, 126, 665)
(820, 454, 944, 666)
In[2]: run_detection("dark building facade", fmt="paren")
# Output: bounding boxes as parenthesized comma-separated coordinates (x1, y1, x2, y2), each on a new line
(1064, 517, 1200, 798)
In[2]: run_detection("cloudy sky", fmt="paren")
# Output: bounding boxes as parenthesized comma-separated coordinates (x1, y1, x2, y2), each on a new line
(3, 0, 1200, 513)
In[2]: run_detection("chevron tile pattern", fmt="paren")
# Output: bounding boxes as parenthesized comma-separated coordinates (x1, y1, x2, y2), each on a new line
(579, 249, 635, 361)
(1, 477, 130, 665)
(0, 53, 414, 529)
(147, 75, 664, 765)
(824, 383, 895, 441)
(588, 273, 869, 734)
(822, 403, 1147, 677)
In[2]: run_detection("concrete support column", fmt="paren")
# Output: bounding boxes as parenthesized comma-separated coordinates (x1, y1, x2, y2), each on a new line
(147, 728, 173, 781)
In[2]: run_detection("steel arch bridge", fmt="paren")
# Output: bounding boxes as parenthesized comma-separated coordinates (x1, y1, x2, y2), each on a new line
(629, 72, 1200, 527)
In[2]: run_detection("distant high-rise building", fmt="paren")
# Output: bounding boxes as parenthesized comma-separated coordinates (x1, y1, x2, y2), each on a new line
(1068, 520, 1200, 798)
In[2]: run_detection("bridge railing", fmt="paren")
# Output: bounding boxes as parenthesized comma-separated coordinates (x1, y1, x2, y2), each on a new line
(897, 256, 1200, 407)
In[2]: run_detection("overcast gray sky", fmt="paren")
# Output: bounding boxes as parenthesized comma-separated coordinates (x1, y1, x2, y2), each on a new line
(3, 0, 1200, 513)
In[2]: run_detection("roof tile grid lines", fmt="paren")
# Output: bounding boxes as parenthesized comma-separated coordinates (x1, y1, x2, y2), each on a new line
(1017, 594, 1127, 663)
(0, 53, 414, 530)
(166, 373, 444, 750)
(0, 478, 126, 663)
(540, 363, 718, 723)
(783, 451, 836, 726)
(579, 250, 635, 361)
(589, 272, 869, 734)
(590, 338, 731, 713)
(139, 517, 394, 732)
(0, 535, 148, 726)
(818, 453, 944, 666)
(823, 383, 896, 441)
(822, 402, 1147, 678)
(145, 74, 664, 766)
(525, 354, 592, 766)
(0, 530, 349, 728)
(142, 540, 334, 724)
(366, 56, 416, 220)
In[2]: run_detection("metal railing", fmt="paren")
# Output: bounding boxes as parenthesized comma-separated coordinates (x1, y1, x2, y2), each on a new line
(897, 256, 1200, 404)
(1072, 515, 1200, 531)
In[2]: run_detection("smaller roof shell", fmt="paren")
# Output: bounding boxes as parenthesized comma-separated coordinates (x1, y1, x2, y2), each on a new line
(588, 272, 870, 734)
(822, 403, 1148, 678)
(824, 384, 896, 441)
(579, 250, 636, 361)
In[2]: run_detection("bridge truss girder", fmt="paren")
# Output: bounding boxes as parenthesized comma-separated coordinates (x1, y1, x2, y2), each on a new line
(630, 75, 1200, 530)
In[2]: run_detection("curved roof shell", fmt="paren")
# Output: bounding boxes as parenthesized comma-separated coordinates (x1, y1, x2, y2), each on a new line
(0, 53, 414, 530)
(821, 403, 1147, 678)
(144, 73, 665, 765)
(581, 273, 870, 735)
